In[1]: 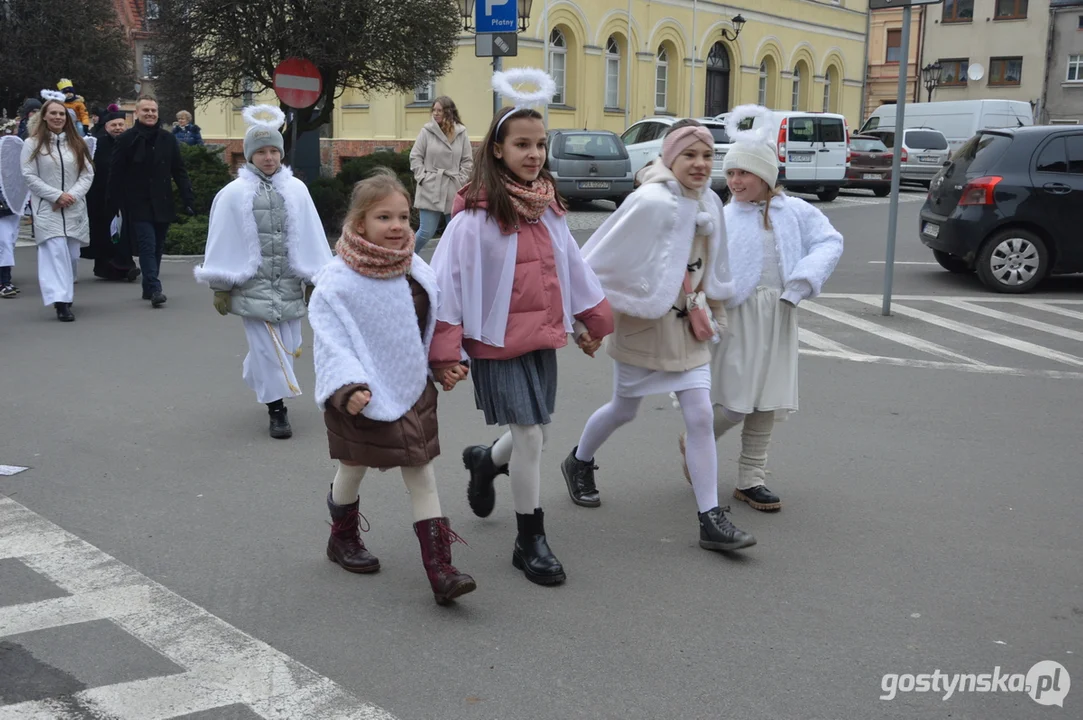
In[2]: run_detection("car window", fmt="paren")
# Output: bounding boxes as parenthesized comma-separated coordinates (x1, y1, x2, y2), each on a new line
(621, 124, 644, 145)
(852, 138, 888, 153)
(1066, 135, 1083, 174)
(1036, 137, 1068, 174)
(559, 134, 626, 160)
(906, 130, 949, 150)
(788, 118, 815, 143)
(862, 116, 881, 132)
(641, 122, 667, 143)
(872, 131, 896, 149)
(817, 118, 846, 143)
(703, 125, 731, 144)
(955, 132, 1012, 175)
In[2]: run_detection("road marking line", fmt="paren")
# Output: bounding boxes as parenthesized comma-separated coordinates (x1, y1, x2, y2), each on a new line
(820, 293, 1083, 305)
(851, 296, 1083, 367)
(866, 261, 939, 265)
(798, 328, 864, 355)
(0, 465, 29, 476)
(802, 350, 1083, 380)
(1020, 300, 1083, 322)
(801, 301, 984, 365)
(930, 298, 1083, 343)
(0, 496, 399, 720)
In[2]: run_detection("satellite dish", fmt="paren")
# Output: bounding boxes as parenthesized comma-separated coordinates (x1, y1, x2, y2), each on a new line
(967, 63, 985, 82)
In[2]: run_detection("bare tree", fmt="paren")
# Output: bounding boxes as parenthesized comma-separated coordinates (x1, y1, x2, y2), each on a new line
(154, 0, 460, 146)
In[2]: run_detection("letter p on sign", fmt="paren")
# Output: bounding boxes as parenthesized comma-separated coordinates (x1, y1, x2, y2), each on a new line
(485, 0, 509, 15)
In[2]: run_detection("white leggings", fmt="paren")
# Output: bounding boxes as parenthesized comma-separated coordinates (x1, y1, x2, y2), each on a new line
(576, 388, 720, 513)
(331, 461, 443, 523)
(489, 424, 548, 515)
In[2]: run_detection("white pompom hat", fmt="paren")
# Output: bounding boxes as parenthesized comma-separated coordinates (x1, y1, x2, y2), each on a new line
(722, 104, 780, 188)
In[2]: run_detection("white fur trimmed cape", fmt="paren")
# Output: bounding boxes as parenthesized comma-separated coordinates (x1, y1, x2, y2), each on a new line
(194, 166, 332, 286)
(723, 194, 844, 308)
(309, 257, 439, 422)
(580, 164, 733, 319)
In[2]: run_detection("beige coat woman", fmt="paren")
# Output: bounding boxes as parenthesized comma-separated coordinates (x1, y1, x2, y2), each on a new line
(409, 120, 472, 214)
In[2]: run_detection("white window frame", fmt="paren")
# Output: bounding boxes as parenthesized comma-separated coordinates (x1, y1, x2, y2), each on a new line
(1068, 54, 1083, 82)
(550, 29, 567, 105)
(758, 61, 768, 106)
(823, 75, 832, 112)
(605, 36, 621, 108)
(142, 52, 158, 79)
(414, 79, 435, 104)
(791, 67, 801, 111)
(655, 46, 669, 112)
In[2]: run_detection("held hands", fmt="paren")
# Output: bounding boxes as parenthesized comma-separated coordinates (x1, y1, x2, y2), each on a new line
(577, 331, 603, 358)
(212, 291, 230, 316)
(434, 363, 469, 391)
(346, 389, 372, 416)
(53, 193, 76, 210)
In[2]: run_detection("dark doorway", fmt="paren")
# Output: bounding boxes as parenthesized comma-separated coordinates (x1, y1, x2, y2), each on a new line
(705, 42, 731, 117)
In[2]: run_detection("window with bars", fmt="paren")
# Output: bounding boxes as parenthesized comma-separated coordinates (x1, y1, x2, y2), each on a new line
(791, 67, 801, 111)
(886, 29, 902, 63)
(414, 80, 435, 104)
(994, 0, 1027, 20)
(943, 0, 974, 23)
(655, 46, 669, 111)
(758, 62, 768, 106)
(989, 57, 1023, 86)
(939, 58, 969, 86)
(1068, 55, 1083, 82)
(549, 29, 567, 105)
(605, 36, 620, 108)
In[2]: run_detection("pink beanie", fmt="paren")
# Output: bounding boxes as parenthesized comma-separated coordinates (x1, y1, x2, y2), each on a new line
(661, 125, 715, 168)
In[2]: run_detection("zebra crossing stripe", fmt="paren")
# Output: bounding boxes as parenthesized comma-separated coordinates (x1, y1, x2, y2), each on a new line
(1021, 300, 1083, 323)
(930, 298, 1083, 343)
(802, 350, 1083, 380)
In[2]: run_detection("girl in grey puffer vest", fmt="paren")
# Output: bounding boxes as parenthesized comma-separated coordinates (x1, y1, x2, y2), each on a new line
(195, 106, 333, 439)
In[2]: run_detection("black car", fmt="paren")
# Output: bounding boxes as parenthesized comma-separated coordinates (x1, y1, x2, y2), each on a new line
(919, 126, 1083, 293)
(546, 130, 634, 207)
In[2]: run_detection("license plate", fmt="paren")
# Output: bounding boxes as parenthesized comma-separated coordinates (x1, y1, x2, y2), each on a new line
(714, 152, 725, 160)
(863, 173, 882, 180)
(577, 181, 610, 190)
(923, 222, 940, 238)
(788, 154, 813, 163)
(920, 156, 940, 163)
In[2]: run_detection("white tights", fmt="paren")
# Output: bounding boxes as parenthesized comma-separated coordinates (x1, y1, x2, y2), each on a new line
(576, 388, 720, 513)
(330, 461, 443, 523)
(490, 424, 548, 515)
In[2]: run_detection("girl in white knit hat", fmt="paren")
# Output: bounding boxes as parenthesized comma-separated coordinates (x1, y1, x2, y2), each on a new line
(679, 105, 843, 512)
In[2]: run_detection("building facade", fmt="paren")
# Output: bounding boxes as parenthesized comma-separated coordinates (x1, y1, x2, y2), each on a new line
(920, 0, 1049, 108)
(1040, 0, 1083, 123)
(864, 7, 927, 117)
(195, 0, 870, 174)
(113, 0, 161, 106)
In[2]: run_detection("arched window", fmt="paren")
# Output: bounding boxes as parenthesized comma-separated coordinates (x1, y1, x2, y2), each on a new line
(605, 36, 621, 108)
(791, 66, 802, 111)
(822, 74, 831, 112)
(707, 42, 730, 71)
(549, 29, 567, 105)
(758, 61, 768, 106)
(655, 45, 669, 111)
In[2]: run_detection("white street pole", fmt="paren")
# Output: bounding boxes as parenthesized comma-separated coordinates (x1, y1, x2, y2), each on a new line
(542, 0, 549, 125)
(689, 0, 697, 117)
(882, 4, 912, 316)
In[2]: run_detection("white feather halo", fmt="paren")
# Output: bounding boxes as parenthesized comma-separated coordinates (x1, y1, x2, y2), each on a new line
(40, 89, 67, 103)
(242, 104, 286, 131)
(491, 68, 557, 108)
(725, 104, 773, 145)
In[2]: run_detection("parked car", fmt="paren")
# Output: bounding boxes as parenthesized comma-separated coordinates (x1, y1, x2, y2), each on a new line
(846, 134, 893, 196)
(620, 116, 732, 198)
(860, 99, 1034, 154)
(863, 127, 950, 187)
(919, 125, 1083, 293)
(547, 130, 634, 206)
(732, 110, 850, 201)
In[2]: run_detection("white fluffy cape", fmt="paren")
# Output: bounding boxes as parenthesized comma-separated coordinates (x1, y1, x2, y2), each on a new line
(194, 166, 332, 286)
(430, 206, 606, 347)
(580, 165, 733, 319)
(309, 257, 439, 422)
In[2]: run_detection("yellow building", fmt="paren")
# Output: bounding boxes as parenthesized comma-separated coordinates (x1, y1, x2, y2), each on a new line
(198, 0, 870, 172)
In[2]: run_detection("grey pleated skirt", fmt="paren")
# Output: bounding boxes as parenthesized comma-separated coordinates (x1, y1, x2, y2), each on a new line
(471, 349, 558, 426)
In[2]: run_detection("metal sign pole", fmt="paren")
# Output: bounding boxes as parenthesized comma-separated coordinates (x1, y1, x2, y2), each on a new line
(289, 108, 298, 167)
(881, 4, 912, 316)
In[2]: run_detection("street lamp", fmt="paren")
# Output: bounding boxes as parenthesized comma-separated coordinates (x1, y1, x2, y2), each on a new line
(922, 61, 942, 102)
(720, 13, 746, 41)
(456, 0, 532, 32)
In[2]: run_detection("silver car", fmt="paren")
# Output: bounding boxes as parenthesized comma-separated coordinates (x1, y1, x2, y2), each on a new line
(863, 127, 951, 187)
(547, 130, 634, 206)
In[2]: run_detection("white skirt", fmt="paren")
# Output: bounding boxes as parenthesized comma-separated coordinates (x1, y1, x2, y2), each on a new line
(0, 214, 19, 267)
(614, 360, 711, 398)
(242, 317, 303, 404)
(711, 286, 799, 414)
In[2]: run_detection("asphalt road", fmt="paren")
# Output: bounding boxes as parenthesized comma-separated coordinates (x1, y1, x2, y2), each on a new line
(1, 187, 1080, 720)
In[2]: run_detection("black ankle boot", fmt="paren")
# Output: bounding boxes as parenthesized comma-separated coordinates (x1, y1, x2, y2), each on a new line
(462, 441, 507, 518)
(698, 506, 757, 551)
(560, 447, 600, 507)
(54, 302, 74, 322)
(267, 401, 292, 439)
(512, 509, 566, 585)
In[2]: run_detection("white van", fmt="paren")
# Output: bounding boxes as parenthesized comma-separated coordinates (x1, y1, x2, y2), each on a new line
(735, 111, 850, 201)
(859, 100, 1033, 154)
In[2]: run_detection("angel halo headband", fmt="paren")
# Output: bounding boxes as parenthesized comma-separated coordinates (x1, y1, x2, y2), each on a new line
(724, 104, 775, 146)
(492, 68, 557, 136)
(242, 104, 286, 130)
(40, 89, 67, 103)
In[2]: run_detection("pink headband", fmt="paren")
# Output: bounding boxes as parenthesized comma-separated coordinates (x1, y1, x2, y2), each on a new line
(661, 126, 716, 168)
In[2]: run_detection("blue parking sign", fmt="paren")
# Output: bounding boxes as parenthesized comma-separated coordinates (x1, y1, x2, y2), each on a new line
(476, 0, 518, 33)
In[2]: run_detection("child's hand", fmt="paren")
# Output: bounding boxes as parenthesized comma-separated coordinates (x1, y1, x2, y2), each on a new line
(346, 390, 371, 415)
(436, 364, 469, 391)
(577, 331, 603, 358)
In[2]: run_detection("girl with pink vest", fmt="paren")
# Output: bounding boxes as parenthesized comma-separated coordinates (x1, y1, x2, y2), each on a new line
(429, 73, 612, 586)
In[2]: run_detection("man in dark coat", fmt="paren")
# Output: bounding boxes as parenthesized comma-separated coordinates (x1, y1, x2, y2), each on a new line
(109, 96, 195, 308)
(85, 107, 139, 281)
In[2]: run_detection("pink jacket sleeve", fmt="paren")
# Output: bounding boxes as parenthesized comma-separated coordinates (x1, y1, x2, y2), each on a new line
(574, 297, 614, 340)
(429, 320, 465, 368)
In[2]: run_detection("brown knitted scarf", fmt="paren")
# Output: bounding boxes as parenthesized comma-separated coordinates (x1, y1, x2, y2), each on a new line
(505, 176, 555, 222)
(335, 226, 414, 279)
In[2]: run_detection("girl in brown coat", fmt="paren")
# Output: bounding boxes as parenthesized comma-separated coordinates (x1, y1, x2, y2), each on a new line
(309, 169, 474, 605)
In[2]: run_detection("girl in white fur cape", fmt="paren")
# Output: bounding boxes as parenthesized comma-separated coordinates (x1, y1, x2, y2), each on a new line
(309, 169, 475, 607)
(194, 106, 332, 439)
(678, 106, 844, 513)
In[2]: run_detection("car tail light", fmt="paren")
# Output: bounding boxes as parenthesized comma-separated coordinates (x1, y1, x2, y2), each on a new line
(844, 121, 851, 165)
(777, 119, 787, 163)
(900, 148, 908, 163)
(958, 176, 1003, 206)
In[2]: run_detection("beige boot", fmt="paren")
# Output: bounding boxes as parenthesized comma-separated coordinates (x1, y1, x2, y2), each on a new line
(679, 405, 741, 484)
(734, 411, 781, 511)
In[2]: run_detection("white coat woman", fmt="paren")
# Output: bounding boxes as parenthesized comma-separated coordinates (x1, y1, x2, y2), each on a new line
(408, 96, 472, 252)
(21, 97, 94, 322)
(681, 105, 843, 512)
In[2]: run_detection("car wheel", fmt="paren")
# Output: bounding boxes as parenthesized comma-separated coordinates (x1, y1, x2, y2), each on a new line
(932, 249, 971, 274)
(816, 188, 840, 202)
(975, 229, 1048, 294)
(873, 187, 890, 198)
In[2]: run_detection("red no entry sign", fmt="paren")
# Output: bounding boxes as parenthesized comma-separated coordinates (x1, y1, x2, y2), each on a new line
(273, 57, 322, 109)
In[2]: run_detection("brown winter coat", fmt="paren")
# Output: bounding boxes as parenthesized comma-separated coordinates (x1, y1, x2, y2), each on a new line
(323, 277, 441, 468)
